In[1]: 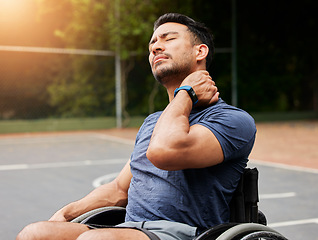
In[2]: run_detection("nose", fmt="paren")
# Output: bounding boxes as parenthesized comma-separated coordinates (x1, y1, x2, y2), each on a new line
(151, 40, 165, 55)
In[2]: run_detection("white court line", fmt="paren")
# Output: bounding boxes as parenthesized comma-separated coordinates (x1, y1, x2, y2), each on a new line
(268, 218, 318, 228)
(260, 192, 296, 199)
(0, 159, 127, 171)
(92, 172, 120, 188)
(0, 133, 132, 171)
(250, 159, 318, 174)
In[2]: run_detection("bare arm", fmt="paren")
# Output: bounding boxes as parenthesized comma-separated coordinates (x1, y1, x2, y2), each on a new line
(49, 160, 132, 222)
(147, 71, 223, 171)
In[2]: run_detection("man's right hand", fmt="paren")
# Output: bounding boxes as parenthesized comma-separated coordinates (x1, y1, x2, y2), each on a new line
(49, 203, 77, 222)
(49, 212, 68, 222)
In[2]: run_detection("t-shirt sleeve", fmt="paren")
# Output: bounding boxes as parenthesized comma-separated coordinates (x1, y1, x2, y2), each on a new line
(197, 108, 256, 162)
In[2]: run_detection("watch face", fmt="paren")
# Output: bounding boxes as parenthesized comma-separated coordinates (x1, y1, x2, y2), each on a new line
(188, 88, 198, 104)
(174, 86, 198, 105)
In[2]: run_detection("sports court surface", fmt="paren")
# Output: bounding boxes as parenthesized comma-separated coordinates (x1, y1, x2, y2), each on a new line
(0, 121, 317, 239)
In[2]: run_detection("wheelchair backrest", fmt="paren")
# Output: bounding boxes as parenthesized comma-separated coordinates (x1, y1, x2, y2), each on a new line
(229, 167, 259, 223)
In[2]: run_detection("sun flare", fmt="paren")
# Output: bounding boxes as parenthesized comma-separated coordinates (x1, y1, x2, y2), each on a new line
(0, 0, 31, 22)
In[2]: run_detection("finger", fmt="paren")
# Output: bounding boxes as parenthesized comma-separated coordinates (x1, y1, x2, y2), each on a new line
(199, 70, 209, 75)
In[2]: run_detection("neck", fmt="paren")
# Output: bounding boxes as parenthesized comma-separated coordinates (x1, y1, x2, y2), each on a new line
(163, 65, 206, 102)
(161, 73, 188, 102)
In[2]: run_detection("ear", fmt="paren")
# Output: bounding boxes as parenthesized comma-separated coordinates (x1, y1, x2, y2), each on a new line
(196, 44, 209, 62)
(195, 44, 209, 62)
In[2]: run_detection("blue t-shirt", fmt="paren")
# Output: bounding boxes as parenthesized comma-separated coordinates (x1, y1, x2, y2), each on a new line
(125, 99, 256, 229)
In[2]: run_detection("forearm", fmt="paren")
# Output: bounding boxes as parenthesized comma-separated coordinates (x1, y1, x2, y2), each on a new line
(154, 90, 192, 136)
(50, 180, 128, 222)
(147, 91, 194, 170)
(149, 70, 218, 145)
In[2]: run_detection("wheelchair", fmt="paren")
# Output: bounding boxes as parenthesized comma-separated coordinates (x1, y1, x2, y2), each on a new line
(71, 168, 288, 239)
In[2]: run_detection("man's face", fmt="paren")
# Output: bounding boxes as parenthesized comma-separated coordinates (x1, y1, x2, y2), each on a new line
(148, 22, 197, 85)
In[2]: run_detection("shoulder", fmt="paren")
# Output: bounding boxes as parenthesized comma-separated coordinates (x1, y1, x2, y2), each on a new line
(191, 99, 255, 131)
(135, 111, 162, 143)
(191, 99, 256, 161)
(142, 111, 162, 126)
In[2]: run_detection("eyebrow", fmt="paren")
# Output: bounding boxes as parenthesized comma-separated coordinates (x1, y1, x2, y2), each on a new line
(149, 31, 179, 45)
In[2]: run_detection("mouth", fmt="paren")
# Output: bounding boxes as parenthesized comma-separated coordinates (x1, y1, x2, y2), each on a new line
(152, 54, 169, 66)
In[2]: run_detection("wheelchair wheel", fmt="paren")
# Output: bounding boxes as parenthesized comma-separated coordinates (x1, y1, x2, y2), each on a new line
(240, 230, 288, 240)
(196, 223, 287, 240)
(195, 223, 238, 240)
(215, 223, 288, 240)
(71, 206, 126, 225)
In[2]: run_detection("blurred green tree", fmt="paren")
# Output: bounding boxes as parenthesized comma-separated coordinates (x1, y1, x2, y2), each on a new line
(36, 0, 197, 119)
(36, 0, 194, 119)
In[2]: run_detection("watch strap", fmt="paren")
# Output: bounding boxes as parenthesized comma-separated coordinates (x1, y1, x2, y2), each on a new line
(174, 86, 198, 105)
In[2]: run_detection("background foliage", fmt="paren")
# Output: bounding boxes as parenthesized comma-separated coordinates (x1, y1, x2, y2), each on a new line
(0, 0, 317, 121)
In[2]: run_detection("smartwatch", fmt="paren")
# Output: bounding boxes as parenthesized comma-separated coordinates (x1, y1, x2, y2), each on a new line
(174, 86, 198, 105)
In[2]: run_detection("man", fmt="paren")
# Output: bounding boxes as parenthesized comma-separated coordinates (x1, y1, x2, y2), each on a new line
(17, 13, 256, 240)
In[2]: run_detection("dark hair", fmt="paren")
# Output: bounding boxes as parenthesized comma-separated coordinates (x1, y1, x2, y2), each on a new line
(154, 13, 214, 68)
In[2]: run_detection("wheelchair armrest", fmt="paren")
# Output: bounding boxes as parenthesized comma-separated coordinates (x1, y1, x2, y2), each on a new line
(71, 206, 126, 226)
